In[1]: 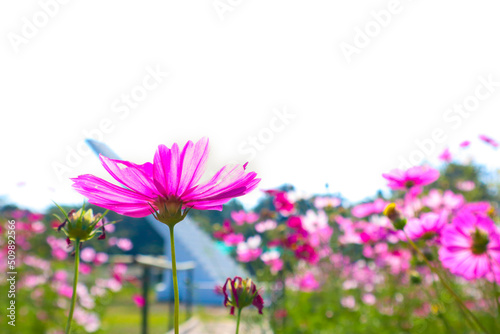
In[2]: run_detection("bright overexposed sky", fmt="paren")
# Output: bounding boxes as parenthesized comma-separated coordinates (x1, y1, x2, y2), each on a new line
(1, 0, 500, 212)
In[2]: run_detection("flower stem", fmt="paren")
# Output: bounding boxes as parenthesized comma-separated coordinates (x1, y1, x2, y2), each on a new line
(169, 226, 179, 334)
(65, 239, 80, 334)
(403, 232, 489, 334)
(235, 308, 242, 334)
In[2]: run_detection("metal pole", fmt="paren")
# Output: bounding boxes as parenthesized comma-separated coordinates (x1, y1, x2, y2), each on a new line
(141, 266, 150, 334)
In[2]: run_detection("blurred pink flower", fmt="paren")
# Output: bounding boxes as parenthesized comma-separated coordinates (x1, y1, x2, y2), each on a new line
(295, 244, 319, 264)
(362, 293, 376, 306)
(456, 180, 476, 192)
(352, 199, 386, 218)
(117, 238, 133, 251)
(52, 248, 68, 260)
(132, 294, 146, 308)
(265, 190, 295, 215)
(439, 211, 500, 281)
(298, 272, 320, 292)
(58, 284, 74, 298)
(223, 233, 245, 246)
(459, 140, 471, 148)
(255, 219, 277, 233)
(382, 166, 439, 190)
(314, 196, 341, 209)
(72, 137, 260, 217)
(236, 236, 262, 262)
(341, 296, 356, 309)
(94, 252, 109, 265)
(81, 247, 96, 262)
(405, 212, 447, 240)
(438, 148, 452, 163)
(79, 263, 93, 275)
(479, 134, 499, 148)
(213, 219, 234, 240)
(237, 248, 262, 262)
(53, 270, 68, 282)
(231, 210, 259, 225)
(262, 256, 283, 274)
(31, 221, 46, 233)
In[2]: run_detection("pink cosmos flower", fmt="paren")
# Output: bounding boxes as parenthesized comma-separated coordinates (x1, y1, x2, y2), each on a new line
(94, 252, 109, 265)
(352, 199, 386, 218)
(223, 233, 245, 246)
(81, 247, 96, 262)
(260, 251, 283, 274)
(72, 137, 260, 221)
(438, 148, 452, 163)
(439, 211, 500, 281)
(297, 272, 320, 292)
(479, 134, 499, 148)
(265, 190, 295, 215)
(132, 294, 146, 308)
(295, 244, 319, 264)
(255, 219, 277, 233)
(341, 296, 356, 309)
(405, 212, 447, 240)
(459, 140, 471, 148)
(237, 248, 262, 262)
(456, 180, 476, 192)
(116, 238, 133, 251)
(236, 236, 262, 262)
(231, 210, 259, 225)
(79, 263, 93, 275)
(382, 166, 439, 190)
(213, 219, 234, 240)
(58, 284, 74, 298)
(314, 196, 341, 209)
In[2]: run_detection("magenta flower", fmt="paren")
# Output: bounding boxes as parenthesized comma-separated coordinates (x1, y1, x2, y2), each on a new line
(223, 233, 245, 246)
(132, 294, 146, 308)
(439, 211, 500, 281)
(382, 166, 439, 190)
(213, 219, 234, 240)
(297, 271, 320, 292)
(352, 199, 387, 218)
(405, 212, 447, 240)
(231, 210, 259, 225)
(459, 140, 471, 148)
(438, 148, 452, 163)
(479, 134, 499, 148)
(72, 137, 260, 224)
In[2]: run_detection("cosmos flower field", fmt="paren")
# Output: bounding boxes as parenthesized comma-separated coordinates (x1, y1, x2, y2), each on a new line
(1, 135, 500, 334)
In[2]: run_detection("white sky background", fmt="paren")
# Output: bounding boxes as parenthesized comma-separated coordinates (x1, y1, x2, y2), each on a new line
(1, 0, 500, 212)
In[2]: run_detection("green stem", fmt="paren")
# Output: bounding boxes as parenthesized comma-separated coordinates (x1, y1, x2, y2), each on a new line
(65, 240, 80, 334)
(235, 308, 242, 334)
(488, 256, 500, 318)
(169, 226, 179, 334)
(404, 232, 489, 334)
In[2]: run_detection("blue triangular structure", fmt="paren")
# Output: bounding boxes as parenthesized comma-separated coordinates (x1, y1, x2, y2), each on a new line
(85, 139, 248, 304)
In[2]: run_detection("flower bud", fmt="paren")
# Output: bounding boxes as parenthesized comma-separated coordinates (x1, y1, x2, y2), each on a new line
(222, 276, 264, 315)
(383, 203, 406, 230)
(409, 271, 422, 285)
(54, 203, 108, 243)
